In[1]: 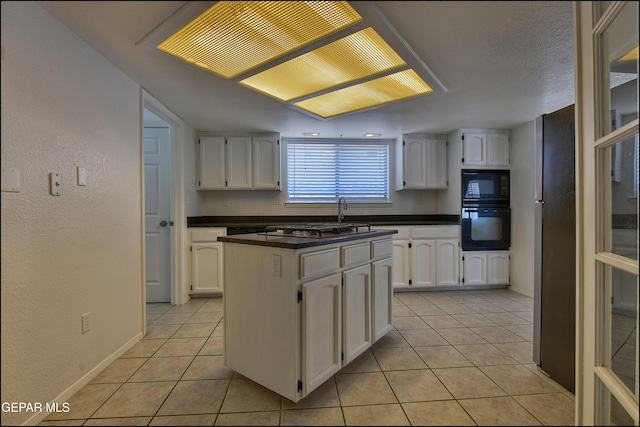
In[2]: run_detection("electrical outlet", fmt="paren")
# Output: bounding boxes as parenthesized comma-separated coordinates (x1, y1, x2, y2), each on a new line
(49, 173, 62, 196)
(272, 254, 282, 277)
(82, 313, 90, 334)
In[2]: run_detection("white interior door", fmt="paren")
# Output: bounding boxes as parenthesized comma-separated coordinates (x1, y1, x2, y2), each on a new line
(144, 125, 172, 303)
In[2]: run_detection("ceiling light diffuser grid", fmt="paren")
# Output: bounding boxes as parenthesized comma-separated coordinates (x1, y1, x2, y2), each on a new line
(293, 69, 433, 118)
(157, 1, 362, 78)
(239, 27, 406, 101)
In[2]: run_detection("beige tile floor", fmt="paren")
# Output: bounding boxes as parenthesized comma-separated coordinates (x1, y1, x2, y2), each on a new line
(40, 289, 576, 426)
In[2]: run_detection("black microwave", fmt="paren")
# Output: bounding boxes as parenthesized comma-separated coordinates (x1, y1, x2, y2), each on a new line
(461, 169, 510, 206)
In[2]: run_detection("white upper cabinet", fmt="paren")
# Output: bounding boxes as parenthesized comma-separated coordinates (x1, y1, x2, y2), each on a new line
(396, 134, 448, 190)
(198, 133, 280, 190)
(226, 136, 252, 189)
(252, 135, 280, 190)
(461, 130, 511, 169)
(198, 136, 226, 189)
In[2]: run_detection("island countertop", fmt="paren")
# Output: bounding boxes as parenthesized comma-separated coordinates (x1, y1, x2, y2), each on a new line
(217, 228, 397, 249)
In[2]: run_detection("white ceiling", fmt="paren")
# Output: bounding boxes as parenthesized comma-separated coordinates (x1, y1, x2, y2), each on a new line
(37, 1, 576, 138)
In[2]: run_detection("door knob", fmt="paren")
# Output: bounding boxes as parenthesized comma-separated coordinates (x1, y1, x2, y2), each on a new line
(159, 220, 168, 227)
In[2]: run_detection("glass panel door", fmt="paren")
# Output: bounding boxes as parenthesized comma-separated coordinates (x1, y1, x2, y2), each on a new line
(576, 1, 638, 425)
(593, 1, 639, 425)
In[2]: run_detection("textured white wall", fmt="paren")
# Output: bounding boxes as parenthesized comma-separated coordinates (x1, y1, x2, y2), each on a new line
(510, 121, 536, 297)
(1, 3, 143, 425)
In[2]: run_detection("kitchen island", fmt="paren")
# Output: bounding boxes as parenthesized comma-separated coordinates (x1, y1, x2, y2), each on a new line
(218, 224, 397, 402)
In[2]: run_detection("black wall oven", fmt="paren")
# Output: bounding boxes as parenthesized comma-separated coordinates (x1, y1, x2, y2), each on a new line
(461, 168, 511, 251)
(461, 206, 511, 251)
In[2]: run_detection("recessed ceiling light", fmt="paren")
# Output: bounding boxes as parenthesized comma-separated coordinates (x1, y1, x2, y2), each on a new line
(302, 132, 320, 136)
(364, 133, 382, 137)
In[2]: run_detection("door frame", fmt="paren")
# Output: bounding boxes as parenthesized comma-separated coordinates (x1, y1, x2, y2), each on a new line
(141, 89, 187, 327)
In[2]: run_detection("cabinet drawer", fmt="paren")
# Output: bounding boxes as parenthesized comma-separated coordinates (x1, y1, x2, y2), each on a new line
(411, 226, 459, 239)
(371, 239, 393, 258)
(191, 228, 226, 242)
(300, 248, 340, 280)
(341, 243, 371, 267)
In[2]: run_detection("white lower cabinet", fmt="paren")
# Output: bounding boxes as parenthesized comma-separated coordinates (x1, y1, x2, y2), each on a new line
(342, 264, 372, 364)
(378, 225, 460, 289)
(302, 273, 342, 393)
(190, 228, 225, 295)
(223, 234, 393, 402)
(461, 250, 510, 285)
(372, 257, 393, 341)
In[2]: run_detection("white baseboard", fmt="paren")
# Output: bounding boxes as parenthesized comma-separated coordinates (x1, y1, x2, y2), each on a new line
(22, 332, 143, 426)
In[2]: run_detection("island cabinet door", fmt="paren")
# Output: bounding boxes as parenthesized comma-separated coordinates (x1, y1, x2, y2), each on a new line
(372, 257, 393, 342)
(342, 264, 372, 364)
(301, 273, 342, 395)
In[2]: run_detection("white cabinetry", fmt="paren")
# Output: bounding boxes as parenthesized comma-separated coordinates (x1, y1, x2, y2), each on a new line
(377, 225, 460, 289)
(461, 250, 510, 285)
(396, 134, 448, 190)
(198, 133, 280, 190)
(190, 228, 226, 295)
(461, 130, 511, 169)
(223, 234, 393, 402)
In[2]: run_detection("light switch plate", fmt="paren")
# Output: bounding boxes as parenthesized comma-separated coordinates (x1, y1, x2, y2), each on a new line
(1, 169, 21, 192)
(49, 173, 62, 196)
(77, 167, 87, 186)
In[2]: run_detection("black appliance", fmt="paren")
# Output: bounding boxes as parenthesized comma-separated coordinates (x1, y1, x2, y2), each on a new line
(461, 206, 511, 251)
(461, 169, 510, 206)
(533, 104, 576, 393)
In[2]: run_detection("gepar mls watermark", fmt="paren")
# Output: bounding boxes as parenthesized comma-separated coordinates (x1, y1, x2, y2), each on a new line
(2, 402, 70, 413)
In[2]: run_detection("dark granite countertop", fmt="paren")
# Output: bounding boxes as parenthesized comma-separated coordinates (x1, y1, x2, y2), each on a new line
(217, 229, 397, 249)
(188, 214, 460, 229)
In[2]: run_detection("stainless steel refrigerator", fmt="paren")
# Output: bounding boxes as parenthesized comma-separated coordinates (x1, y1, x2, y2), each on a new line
(533, 104, 576, 393)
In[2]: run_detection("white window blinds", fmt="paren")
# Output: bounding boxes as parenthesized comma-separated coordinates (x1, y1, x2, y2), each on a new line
(286, 139, 390, 203)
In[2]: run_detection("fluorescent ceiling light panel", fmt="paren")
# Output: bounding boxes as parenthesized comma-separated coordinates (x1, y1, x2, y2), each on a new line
(157, 1, 362, 78)
(293, 69, 433, 118)
(239, 27, 406, 101)
(154, 1, 440, 119)
(618, 46, 639, 62)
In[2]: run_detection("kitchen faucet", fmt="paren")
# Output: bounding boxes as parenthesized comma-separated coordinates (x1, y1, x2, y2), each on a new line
(338, 196, 347, 222)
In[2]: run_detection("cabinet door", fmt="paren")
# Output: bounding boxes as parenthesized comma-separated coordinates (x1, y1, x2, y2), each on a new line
(226, 136, 252, 189)
(436, 239, 459, 286)
(461, 132, 486, 167)
(412, 239, 436, 287)
(486, 133, 510, 167)
(402, 136, 427, 188)
(302, 273, 342, 394)
(198, 136, 226, 189)
(391, 239, 410, 288)
(372, 257, 393, 342)
(487, 251, 510, 284)
(191, 242, 224, 294)
(425, 138, 448, 189)
(462, 252, 487, 285)
(343, 264, 371, 364)
(253, 135, 280, 190)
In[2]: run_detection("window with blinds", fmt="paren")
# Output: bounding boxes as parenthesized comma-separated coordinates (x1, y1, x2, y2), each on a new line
(286, 139, 390, 203)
